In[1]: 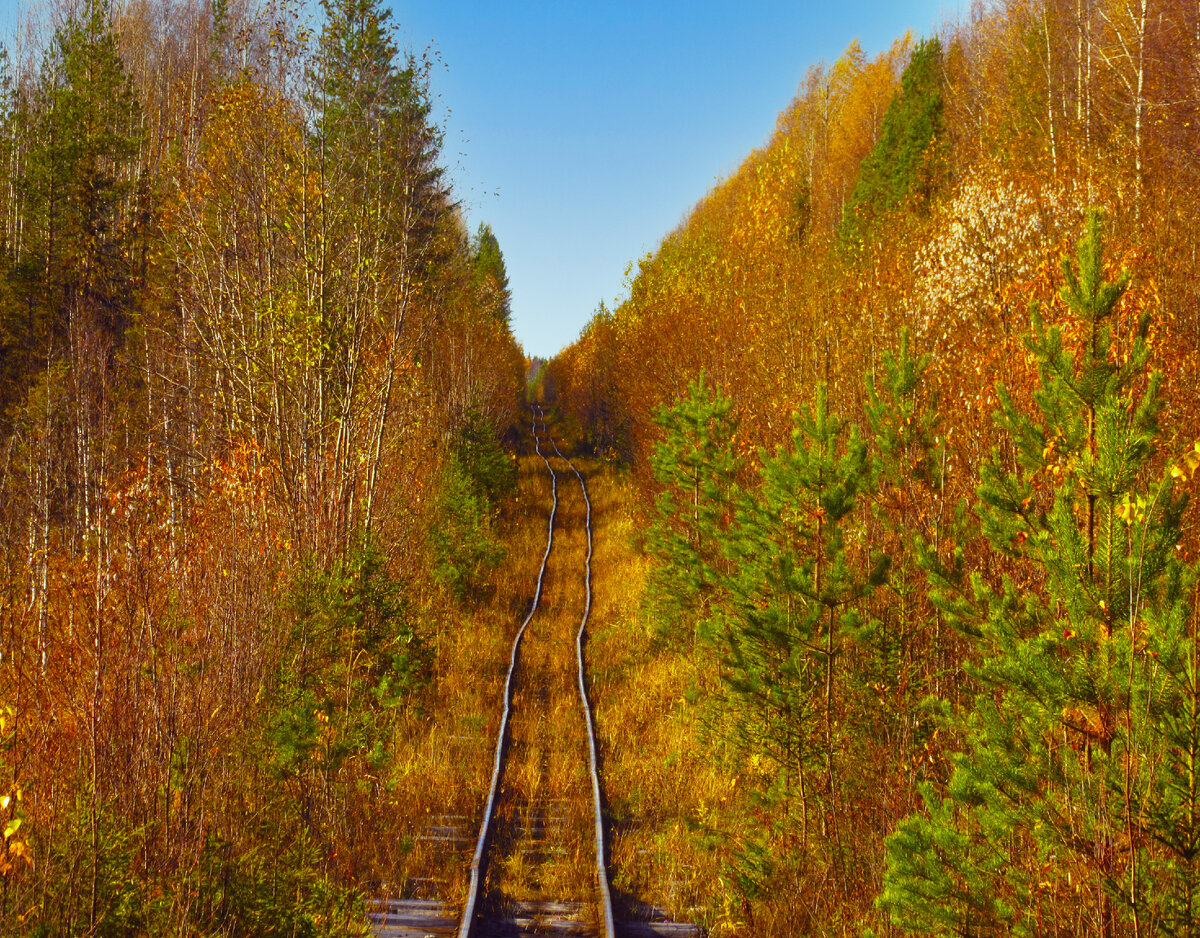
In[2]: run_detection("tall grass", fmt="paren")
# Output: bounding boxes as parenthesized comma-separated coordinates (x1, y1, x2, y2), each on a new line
(373, 446, 564, 904)
(587, 460, 753, 936)
(483, 451, 598, 913)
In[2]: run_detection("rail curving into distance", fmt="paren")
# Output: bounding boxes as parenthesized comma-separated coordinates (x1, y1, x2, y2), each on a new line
(457, 408, 558, 938)
(457, 408, 616, 938)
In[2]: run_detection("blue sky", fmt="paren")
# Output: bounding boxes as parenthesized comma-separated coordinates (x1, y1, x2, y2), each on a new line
(391, 1, 960, 358)
(0, 0, 960, 358)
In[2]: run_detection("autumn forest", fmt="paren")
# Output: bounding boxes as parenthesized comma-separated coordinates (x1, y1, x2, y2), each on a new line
(2, 0, 1200, 936)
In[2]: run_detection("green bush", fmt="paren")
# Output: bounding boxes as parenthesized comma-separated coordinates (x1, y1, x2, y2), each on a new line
(270, 540, 424, 769)
(192, 828, 368, 938)
(451, 407, 517, 504)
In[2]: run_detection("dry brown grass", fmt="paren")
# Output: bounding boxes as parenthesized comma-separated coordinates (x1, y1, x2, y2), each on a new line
(373, 446, 568, 904)
(374, 443, 611, 932)
(483, 452, 597, 909)
(585, 459, 755, 936)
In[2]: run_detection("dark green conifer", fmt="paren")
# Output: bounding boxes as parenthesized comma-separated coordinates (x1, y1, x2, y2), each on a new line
(308, 0, 448, 289)
(471, 222, 513, 327)
(840, 38, 945, 247)
(7, 0, 144, 538)
(20, 0, 143, 348)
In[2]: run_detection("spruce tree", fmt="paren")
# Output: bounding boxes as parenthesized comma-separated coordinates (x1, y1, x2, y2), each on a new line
(839, 38, 945, 248)
(307, 0, 450, 543)
(13, 0, 143, 539)
(0, 47, 23, 418)
(471, 221, 513, 327)
(880, 213, 1200, 936)
(308, 0, 449, 302)
(21, 0, 142, 347)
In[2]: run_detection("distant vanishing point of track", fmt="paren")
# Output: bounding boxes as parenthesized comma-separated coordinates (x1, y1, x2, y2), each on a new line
(370, 409, 697, 938)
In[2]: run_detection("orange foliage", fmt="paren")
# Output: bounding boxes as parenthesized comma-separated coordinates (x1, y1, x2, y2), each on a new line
(548, 4, 1200, 929)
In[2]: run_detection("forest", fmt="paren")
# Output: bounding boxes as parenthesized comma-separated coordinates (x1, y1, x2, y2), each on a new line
(4, 0, 1200, 935)
(0, 0, 529, 933)
(544, 0, 1200, 934)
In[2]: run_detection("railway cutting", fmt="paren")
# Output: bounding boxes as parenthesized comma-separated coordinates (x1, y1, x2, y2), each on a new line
(370, 410, 698, 938)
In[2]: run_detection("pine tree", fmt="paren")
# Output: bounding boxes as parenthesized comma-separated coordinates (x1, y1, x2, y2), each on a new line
(880, 213, 1200, 937)
(721, 385, 886, 857)
(862, 330, 949, 704)
(645, 372, 741, 642)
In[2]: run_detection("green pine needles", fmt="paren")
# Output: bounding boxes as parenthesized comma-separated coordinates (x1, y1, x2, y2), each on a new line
(722, 383, 888, 857)
(647, 374, 888, 884)
(647, 213, 1200, 932)
(880, 211, 1200, 936)
(646, 372, 741, 639)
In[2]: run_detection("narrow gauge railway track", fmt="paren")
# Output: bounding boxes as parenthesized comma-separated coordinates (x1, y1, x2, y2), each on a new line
(371, 410, 696, 938)
(455, 408, 615, 938)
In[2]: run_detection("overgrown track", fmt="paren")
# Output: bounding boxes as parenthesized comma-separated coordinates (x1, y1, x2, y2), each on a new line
(369, 414, 699, 938)
(456, 408, 615, 938)
(550, 436, 616, 938)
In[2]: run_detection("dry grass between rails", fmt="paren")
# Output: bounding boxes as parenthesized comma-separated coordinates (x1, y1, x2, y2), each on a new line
(484, 453, 598, 909)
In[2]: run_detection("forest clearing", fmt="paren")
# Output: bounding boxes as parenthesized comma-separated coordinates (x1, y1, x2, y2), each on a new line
(2, 0, 1200, 935)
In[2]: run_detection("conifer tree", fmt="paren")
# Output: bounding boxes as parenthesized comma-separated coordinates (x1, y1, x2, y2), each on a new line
(862, 331, 947, 698)
(15, 0, 142, 351)
(0, 47, 24, 419)
(646, 372, 740, 640)
(471, 221, 512, 327)
(880, 213, 1200, 936)
(306, 0, 450, 543)
(26, 0, 143, 328)
(13, 0, 143, 540)
(312, 0, 402, 137)
(722, 385, 886, 851)
(840, 38, 944, 247)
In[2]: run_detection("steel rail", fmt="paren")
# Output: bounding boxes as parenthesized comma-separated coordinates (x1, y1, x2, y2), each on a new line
(550, 438, 617, 938)
(457, 407, 558, 938)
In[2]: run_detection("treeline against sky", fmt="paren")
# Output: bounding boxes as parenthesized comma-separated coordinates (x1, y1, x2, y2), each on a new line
(0, 0, 524, 932)
(547, 0, 1200, 934)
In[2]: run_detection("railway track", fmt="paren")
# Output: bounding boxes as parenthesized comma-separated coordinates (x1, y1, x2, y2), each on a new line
(453, 408, 612, 938)
(371, 410, 697, 938)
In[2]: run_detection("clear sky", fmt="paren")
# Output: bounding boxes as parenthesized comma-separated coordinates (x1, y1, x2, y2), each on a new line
(391, 1, 961, 359)
(0, 0, 961, 359)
